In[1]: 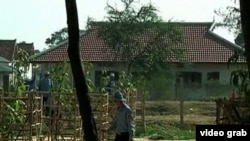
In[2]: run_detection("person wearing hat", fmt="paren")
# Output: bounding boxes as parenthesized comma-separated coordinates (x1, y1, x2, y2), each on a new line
(108, 91, 135, 141)
(38, 71, 53, 116)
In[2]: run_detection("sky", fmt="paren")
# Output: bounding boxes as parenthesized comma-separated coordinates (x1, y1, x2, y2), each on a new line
(0, 0, 238, 51)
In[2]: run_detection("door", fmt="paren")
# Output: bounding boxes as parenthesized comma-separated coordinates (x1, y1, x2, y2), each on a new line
(3, 74, 9, 92)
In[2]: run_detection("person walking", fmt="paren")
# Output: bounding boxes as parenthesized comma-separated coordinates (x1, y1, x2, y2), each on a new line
(108, 91, 135, 141)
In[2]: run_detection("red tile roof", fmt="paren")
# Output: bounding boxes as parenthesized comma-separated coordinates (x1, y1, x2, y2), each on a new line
(0, 39, 16, 61)
(31, 22, 245, 63)
(17, 42, 35, 56)
(0, 39, 17, 61)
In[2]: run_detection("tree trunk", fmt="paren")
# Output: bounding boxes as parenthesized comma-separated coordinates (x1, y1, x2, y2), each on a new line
(240, 0, 250, 78)
(65, 0, 98, 141)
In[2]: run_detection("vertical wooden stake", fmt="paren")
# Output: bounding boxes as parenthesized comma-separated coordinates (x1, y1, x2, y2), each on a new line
(180, 77, 184, 124)
(141, 88, 146, 133)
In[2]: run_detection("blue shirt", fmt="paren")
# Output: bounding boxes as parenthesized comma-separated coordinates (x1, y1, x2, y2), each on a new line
(25, 75, 36, 91)
(39, 78, 53, 97)
(109, 103, 135, 140)
(106, 80, 116, 94)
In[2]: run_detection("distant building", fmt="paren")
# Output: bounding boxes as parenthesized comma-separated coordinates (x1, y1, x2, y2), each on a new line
(31, 21, 246, 99)
(0, 40, 35, 92)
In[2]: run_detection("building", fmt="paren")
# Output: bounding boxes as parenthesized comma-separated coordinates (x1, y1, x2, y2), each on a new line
(0, 40, 35, 92)
(30, 22, 245, 99)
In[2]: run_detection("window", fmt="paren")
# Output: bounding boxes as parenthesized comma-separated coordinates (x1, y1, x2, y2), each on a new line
(207, 72, 219, 81)
(176, 71, 202, 86)
(94, 71, 102, 87)
(94, 71, 119, 87)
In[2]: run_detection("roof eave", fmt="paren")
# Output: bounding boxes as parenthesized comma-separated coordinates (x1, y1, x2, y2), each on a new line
(208, 22, 245, 53)
(31, 31, 86, 61)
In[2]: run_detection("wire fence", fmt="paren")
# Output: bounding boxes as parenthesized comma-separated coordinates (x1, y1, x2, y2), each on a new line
(135, 100, 217, 127)
(147, 84, 234, 101)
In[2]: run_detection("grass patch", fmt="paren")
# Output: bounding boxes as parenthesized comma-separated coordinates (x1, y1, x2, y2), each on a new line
(134, 101, 216, 140)
(135, 122, 195, 140)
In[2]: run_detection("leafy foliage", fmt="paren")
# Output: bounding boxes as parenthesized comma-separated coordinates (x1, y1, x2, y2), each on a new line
(48, 61, 74, 114)
(93, 0, 183, 75)
(50, 61, 73, 94)
(230, 70, 248, 88)
(86, 0, 185, 108)
(45, 28, 85, 48)
(49, 61, 95, 93)
(84, 62, 96, 92)
(218, 1, 250, 103)
(227, 50, 243, 69)
(215, 2, 241, 34)
(116, 71, 137, 94)
(96, 68, 141, 97)
(216, 2, 246, 70)
(215, 0, 250, 123)
(45, 27, 68, 48)
(0, 49, 30, 138)
(230, 69, 250, 107)
(13, 49, 30, 95)
(49, 61, 96, 111)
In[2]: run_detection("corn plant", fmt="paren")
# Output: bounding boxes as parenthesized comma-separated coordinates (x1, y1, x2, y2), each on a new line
(0, 49, 30, 139)
(49, 61, 95, 112)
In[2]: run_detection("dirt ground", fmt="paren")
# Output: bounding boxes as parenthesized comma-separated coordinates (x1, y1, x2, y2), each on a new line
(136, 100, 216, 124)
(39, 137, 194, 141)
(133, 100, 216, 140)
(134, 138, 195, 141)
(12, 101, 215, 141)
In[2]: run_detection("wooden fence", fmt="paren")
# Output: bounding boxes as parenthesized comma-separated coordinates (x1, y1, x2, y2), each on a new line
(0, 90, 42, 141)
(0, 90, 137, 141)
(216, 97, 250, 125)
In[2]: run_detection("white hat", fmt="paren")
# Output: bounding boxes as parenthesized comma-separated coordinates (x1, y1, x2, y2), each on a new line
(44, 71, 50, 75)
(110, 73, 115, 77)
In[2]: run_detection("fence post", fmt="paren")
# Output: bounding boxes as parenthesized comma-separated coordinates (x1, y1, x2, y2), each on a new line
(141, 87, 146, 133)
(0, 88, 2, 133)
(179, 77, 184, 124)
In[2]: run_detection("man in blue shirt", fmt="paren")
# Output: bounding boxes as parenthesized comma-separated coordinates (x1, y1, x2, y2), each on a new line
(106, 73, 116, 95)
(38, 71, 53, 115)
(108, 91, 135, 141)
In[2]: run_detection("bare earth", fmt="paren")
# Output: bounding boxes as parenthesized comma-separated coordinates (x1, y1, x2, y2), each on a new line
(134, 139, 195, 141)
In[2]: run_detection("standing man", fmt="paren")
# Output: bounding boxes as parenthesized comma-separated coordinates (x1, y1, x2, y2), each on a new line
(38, 71, 53, 115)
(108, 91, 135, 141)
(106, 73, 116, 96)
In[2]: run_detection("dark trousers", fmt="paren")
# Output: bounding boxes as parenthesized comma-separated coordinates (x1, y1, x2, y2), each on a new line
(43, 96, 48, 105)
(43, 97, 49, 116)
(115, 132, 129, 141)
